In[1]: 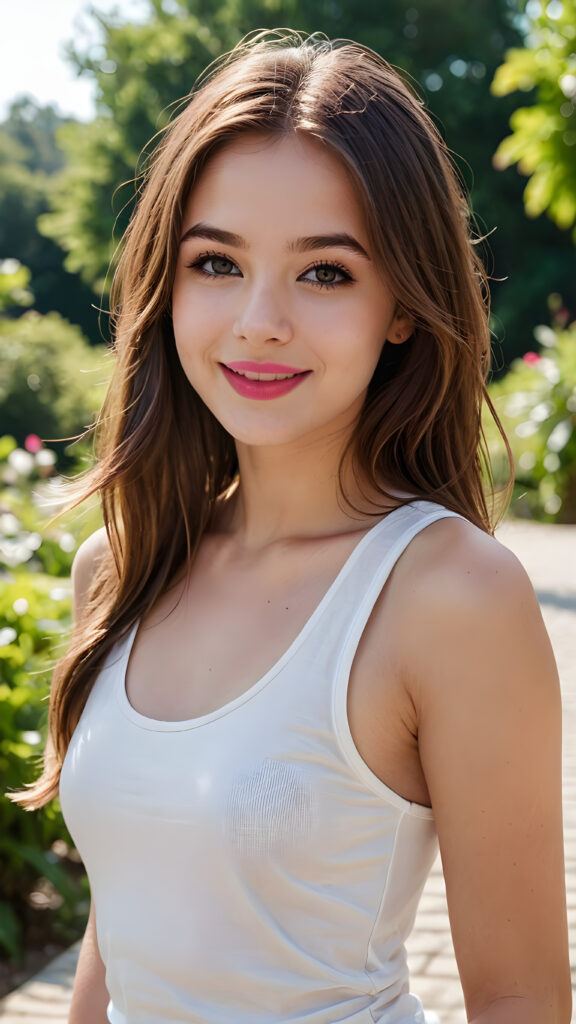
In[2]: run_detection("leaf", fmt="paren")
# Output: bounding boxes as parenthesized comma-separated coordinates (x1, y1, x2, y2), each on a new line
(0, 900, 22, 957)
(0, 838, 77, 903)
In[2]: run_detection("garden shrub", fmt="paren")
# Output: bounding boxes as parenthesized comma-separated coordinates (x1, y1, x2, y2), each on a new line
(487, 313, 576, 522)
(0, 307, 109, 461)
(0, 435, 101, 962)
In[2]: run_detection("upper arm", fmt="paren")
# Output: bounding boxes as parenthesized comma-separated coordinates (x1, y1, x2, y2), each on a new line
(403, 523, 570, 1022)
(71, 526, 111, 623)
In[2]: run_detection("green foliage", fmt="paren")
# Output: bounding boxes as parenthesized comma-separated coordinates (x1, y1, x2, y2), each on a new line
(0, 260, 33, 313)
(38, 116, 141, 294)
(492, 0, 576, 237)
(1, 98, 68, 177)
(0, 100, 101, 342)
(487, 303, 576, 521)
(0, 570, 87, 959)
(41, 2, 231, 292)
(0, 307, 110, 454)
(0, 437, 102, 959)
(0, 127, 47, 270)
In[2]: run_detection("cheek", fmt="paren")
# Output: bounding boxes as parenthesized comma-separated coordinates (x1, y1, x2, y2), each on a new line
(317, 304, 388, 375)
(171, 291, 222, 365)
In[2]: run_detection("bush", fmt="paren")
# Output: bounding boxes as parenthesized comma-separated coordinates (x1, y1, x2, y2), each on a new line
(0, 308, 110, 461)
(487, 310, 576, 522)
(0, 435, 101, 962)
(0, 573, 88, 961)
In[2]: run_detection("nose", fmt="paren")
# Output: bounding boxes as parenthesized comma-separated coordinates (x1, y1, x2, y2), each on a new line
(232, 280, 293, 346)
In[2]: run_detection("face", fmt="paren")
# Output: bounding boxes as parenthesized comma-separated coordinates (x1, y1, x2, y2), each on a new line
(171, 132, 412, 451)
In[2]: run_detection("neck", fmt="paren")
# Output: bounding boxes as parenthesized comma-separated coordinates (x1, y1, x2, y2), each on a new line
(220, 429, 398, 551)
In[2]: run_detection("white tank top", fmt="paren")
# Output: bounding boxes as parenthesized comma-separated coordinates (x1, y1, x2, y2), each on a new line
(60, 500, 462, 1024)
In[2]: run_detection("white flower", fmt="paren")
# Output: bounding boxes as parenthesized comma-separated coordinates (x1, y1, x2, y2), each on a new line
(7, 449, 35, 475)
(537, 358, 561, 384)
(533, 324, 557, 348)
(36, 449, 57, 467)
(0, 513, 20, 535)
(547, 419, 572, 453)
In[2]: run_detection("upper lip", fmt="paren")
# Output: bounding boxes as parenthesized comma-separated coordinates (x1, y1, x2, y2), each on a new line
(223, 361, 308, 374)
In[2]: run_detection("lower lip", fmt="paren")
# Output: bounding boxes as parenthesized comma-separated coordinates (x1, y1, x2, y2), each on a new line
(220, 365, 311, 401)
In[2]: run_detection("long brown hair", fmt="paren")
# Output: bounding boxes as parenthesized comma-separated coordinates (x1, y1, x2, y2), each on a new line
(13, 28, 512, 808)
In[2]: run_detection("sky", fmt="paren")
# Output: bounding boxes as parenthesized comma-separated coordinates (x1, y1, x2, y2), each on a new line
(1, 0, 148, 121)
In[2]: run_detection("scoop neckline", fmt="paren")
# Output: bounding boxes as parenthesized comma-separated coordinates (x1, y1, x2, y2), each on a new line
(115, 502, 419, 732)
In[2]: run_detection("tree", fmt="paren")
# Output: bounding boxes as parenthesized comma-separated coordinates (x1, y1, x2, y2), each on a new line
(1, 97, 68, 176)
(492, 0, 576, 238)
(0, 101, 100, 342)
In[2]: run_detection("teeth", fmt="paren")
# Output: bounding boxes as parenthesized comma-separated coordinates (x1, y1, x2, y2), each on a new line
(234, 369, 297, 381)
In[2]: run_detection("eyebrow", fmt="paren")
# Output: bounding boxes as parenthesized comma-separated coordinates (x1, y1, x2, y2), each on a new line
(179, 222, 371, 261)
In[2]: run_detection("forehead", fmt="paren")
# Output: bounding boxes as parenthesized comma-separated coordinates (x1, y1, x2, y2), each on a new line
(181, 132, 368, 238)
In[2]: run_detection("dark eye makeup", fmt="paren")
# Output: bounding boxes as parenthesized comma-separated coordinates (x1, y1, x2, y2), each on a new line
(184, 250, 355, 290)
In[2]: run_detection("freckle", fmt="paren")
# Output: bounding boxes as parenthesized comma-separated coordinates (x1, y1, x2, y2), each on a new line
(285, 606, 289, 611)
(267, 599, 271, 604)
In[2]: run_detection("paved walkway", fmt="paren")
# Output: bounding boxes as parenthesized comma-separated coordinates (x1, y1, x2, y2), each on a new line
(1, 519, 575, 1023)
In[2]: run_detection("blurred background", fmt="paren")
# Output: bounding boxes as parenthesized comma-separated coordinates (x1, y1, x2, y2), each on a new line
(0, 0, 575, 1001)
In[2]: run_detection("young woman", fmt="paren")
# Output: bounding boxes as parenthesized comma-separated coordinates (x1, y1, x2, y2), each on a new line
(13, 29, 570, 1024)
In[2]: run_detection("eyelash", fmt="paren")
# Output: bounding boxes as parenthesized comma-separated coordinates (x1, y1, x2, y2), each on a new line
(184, 250, 354, 290)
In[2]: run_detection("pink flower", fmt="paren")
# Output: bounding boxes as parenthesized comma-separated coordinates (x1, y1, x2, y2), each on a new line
(522, 352, 542, 366)
(24, 434, 43, 453)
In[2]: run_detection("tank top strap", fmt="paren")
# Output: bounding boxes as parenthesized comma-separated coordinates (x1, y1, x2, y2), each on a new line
(335, 499, 465, 651)
(319, 499, 465, 803)
(282, 498, 463, 683)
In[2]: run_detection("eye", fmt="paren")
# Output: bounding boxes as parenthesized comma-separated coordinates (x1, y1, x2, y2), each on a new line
(186, 251, 241, 277)
(300, 261, 353, 289)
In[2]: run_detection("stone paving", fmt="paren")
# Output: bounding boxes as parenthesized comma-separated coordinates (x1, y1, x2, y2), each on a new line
(1, 519, 575, 1023)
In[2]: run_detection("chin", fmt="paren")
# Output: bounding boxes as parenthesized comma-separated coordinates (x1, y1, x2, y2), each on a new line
(225, 425, 308, 448)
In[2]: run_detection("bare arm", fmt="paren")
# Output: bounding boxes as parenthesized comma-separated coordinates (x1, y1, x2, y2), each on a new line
(68, 899, 109, 1024)
(67, 528, 111, 1023)
(403, 522, 571, 1024)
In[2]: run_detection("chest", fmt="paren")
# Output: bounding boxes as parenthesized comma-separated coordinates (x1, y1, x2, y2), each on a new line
(124, 532, 430, 806)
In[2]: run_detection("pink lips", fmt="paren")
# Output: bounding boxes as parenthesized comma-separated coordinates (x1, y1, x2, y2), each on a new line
(220, 361, 311, 401)
(225, 361, 305, 374)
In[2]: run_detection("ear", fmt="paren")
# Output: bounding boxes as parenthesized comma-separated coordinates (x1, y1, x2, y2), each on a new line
(385, 308, 414, 346)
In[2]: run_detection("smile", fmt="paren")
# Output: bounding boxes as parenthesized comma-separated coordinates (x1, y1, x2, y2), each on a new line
(220, 362, 311, 400)
(229, 368, 298, 381)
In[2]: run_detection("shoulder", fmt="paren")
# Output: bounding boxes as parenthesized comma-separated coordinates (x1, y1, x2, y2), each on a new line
(391, 512, 559, 723)
(387, 512, 556, 699)
(406, 513, 535, 615)
(71, 527, 112, 620)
